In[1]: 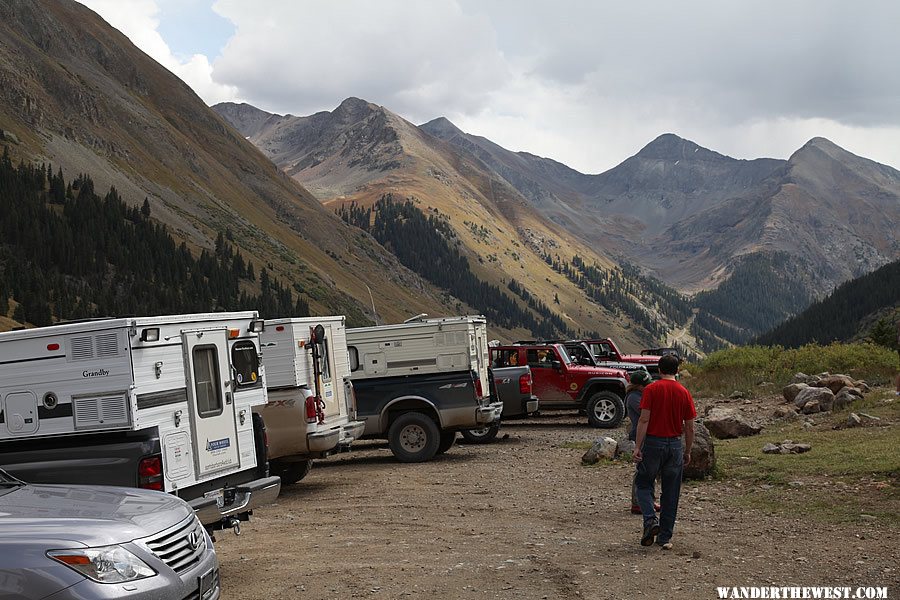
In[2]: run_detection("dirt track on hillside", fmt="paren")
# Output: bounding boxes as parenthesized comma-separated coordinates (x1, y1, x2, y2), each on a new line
(215, 413, 898, 600)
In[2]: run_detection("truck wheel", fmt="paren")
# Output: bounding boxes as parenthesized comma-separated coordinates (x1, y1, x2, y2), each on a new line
(460, 423, 500, 444)
(435, 430, 457, 455)
(271, 460, 312, 485)
(586, 391, 625, 428)
(388, 412, 440, 463)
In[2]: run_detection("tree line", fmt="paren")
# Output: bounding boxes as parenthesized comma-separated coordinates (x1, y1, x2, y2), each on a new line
(0, 147, 308, 327)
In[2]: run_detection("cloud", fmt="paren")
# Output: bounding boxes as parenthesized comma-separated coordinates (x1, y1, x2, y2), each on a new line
(79, 0, 240, 105)
(209, 0, 509, 121)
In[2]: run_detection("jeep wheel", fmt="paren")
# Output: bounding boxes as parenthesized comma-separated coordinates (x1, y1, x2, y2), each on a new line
(435, 430, 457, 455)
(388, 412, 440, 463)
(271, 459, 312, 485)
(460, 423, 501, 444)
(586, 391, 625, 428)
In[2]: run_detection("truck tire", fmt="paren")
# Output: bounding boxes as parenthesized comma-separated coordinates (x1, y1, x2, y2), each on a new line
(460, 423, 501, 444)
(435, 430, 457, 455)
(388, 412, 440, 463)
(586, 391, 625, 428)
(252, 412, 270, 479)
(271, 460, 312, 485)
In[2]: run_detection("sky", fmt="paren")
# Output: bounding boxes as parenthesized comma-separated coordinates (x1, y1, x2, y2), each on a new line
(80, 0, 900, 174)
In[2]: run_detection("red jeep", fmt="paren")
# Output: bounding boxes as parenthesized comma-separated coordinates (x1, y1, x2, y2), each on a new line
(582, 338, 663, 378)
(490, 343, 627, 428)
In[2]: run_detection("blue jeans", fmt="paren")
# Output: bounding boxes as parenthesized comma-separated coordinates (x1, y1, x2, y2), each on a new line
(635, 435, 684, 544)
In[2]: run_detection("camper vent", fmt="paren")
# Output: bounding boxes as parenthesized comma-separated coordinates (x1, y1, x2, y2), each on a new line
(70, 337, 94, 361)
(96, 333, 119, 357)
(73, 395, 130, 429)
(434, 331, 467, 347)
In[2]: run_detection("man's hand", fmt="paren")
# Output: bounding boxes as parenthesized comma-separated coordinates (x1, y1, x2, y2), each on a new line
(683, 450, 692, 466)
(633, 448, 642, 463)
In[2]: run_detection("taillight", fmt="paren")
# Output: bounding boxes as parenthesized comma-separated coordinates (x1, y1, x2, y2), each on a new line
(138, 455, 163, 491)
(474, 376, 483, 399)
(519, 372, 532, 394)
(305, 395, 317, 423)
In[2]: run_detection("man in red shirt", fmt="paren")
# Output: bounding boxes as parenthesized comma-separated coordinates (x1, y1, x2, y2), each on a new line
(633, 353, 696, 548)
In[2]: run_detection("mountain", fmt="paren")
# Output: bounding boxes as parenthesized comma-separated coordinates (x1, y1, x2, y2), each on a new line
(756, 258, 900, 348)
(0, 0, 463, 329)
(215, 100, 687, 350)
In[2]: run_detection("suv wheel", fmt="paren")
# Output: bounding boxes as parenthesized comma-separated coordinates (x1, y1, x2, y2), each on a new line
(435, 430, 457, 455)
(586, 391, 625, 428)
(271, 459, 312, 485)
(460, 423, 501, 444)
(388, 412, 440, 462)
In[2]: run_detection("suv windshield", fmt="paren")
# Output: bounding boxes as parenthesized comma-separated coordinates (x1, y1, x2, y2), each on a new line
(552, 345, 572, 364)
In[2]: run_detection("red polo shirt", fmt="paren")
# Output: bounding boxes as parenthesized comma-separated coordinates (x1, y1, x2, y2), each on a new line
(639, 378, 697, 438)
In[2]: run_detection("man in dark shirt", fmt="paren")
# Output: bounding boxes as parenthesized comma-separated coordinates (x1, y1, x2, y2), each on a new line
(633, 354, 696, 549)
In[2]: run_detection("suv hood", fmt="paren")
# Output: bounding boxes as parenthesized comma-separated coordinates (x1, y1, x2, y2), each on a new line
(569, 365, 626, 378)
(620, 354, 660, 364)
(0, 483, 193, 547)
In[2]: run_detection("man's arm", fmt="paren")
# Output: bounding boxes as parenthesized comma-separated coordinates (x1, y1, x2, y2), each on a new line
(683, 418, 694, 465)
(633, 409, 651, 462)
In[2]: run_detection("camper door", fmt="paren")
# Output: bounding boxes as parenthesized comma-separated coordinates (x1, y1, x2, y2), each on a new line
(313, 324, 341, 418)
(182, 328, 240, 476)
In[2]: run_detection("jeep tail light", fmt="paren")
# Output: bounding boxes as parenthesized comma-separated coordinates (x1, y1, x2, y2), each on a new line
(305, 395, 317, 423)
(474, 376, 483, 399)
(519, 372, 532, 394)
(138, 455, 163, 491)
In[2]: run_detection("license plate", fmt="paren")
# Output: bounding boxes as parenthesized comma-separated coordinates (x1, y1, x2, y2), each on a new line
(203, 489, 225, 508)
(199, 567, 217, 599)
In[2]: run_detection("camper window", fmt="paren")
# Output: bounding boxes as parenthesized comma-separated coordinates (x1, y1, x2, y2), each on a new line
(231, 340, 260, 387)
(348, 346, 360, 372)
(193, 346, 223, 417)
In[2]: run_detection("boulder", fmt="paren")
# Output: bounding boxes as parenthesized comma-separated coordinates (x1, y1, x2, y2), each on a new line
(814, 375, 855, 394)
(581, 437, 617, 464)
(845, 413, 862, 428)
(793, 386, 834, 411)
(704, 408, 762, 439)
(832, 388, 860, 411)
(729, 390, 746, 399)
(682, 421, 715, 479)
(782, 383, 809, 403)
(801, 399, 821, 414)
(791, 372, 810, 384)
(763, 440, 812, 454)
(615, 438, 636, 458)
(773, 405, 800, 420)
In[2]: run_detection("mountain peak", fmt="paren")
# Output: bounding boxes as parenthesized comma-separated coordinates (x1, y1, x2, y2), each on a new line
(635, 133, 721, 161)
(333, 97, 380, 123)
(419, 116, 464, 140)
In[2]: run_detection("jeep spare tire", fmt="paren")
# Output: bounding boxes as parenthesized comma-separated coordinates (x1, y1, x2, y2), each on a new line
(388, 412, 441, 462)
(460, 423, 501, 444)
(586, 391, 625, 428)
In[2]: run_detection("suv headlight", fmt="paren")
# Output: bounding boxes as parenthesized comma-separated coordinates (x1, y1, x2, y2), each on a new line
(48, 545, 156, 583)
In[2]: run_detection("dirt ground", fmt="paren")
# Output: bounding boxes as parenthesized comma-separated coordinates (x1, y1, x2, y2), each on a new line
(215, 413, 898, 600)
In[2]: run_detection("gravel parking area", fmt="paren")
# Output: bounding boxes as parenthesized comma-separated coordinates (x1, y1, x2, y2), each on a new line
(215, 413, 898, 599)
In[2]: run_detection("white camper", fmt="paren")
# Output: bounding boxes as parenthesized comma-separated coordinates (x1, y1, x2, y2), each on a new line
(347, 315, 491, 394)
(0, 312, 280, 529)
(254, 316, 365, 484)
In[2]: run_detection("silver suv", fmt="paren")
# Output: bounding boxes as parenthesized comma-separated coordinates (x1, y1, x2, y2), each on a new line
(0, 469, 219, 600)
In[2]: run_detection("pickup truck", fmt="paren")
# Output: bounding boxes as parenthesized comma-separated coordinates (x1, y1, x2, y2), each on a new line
(489, 343, 627, 428)
(582, 338, 663, 378)
(460, 365, 539, 443)
(353, 370, 503, 462)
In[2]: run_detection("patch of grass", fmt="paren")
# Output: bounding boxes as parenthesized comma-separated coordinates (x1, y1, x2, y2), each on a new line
(713, 393, 899, 524)
(686, 342, 898, 397)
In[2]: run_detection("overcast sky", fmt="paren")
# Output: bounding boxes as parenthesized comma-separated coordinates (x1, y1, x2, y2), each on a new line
(81, 0, 900, 174)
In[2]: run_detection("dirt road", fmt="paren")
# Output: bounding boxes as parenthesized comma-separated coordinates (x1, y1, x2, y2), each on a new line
(216, 414, 897, 599)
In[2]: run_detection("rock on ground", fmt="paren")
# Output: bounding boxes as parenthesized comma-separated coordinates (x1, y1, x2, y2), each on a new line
(704, 407, 762, 439)
(782, 383, 809, 403)
(582, 437, 617, 464)
(683, 421, 715, 479)
(793, 386, 834, 412)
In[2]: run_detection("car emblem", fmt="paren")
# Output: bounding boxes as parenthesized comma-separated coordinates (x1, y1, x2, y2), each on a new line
(188, 528, 201, 550)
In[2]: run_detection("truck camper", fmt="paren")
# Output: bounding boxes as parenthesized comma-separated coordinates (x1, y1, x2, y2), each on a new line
(0, 312, 280, 532)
